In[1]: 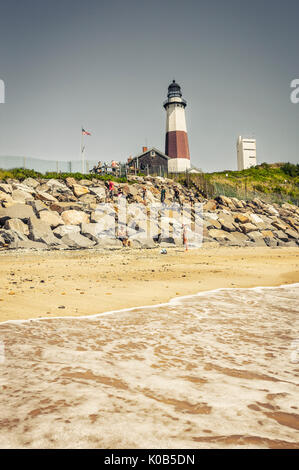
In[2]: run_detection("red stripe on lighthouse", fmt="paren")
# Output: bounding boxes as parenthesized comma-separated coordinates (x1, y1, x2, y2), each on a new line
(165, 131, 190, 160)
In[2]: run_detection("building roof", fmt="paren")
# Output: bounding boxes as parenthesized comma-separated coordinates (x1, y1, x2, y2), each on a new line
(131, 147, 170, 161)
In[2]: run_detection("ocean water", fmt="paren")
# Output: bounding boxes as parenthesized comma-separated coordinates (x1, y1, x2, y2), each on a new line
(0, 284, 298, 449)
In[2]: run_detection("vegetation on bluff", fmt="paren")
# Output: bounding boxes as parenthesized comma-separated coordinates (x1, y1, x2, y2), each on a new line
(0, 162, 298, 205)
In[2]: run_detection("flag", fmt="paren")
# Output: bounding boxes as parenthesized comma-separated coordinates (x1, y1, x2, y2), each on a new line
(82, 128, 91, 136)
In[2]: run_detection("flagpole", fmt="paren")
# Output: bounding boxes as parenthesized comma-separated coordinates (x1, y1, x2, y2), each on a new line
(81, 126, 84, 174)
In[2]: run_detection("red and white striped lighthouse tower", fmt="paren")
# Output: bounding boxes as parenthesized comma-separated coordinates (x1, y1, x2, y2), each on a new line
(164, 80, 191, 172)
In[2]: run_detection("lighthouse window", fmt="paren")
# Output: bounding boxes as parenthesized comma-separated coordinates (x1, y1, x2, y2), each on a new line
(151, 151, 155, 157)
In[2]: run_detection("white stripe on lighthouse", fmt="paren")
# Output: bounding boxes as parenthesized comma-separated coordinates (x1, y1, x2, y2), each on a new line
(166, 104, 187, 133)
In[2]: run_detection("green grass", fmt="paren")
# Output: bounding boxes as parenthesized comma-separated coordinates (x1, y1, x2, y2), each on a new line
(177, 163, 299, 205)
(0, 168, 127, 183)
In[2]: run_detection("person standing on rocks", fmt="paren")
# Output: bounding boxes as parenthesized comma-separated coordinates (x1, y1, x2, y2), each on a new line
(104, 180, 109, 201)
(161, 187, 166, 204)
(108, 180, 115, 200)
(142, 186, 147, 202)
(173, 186, 181, 205)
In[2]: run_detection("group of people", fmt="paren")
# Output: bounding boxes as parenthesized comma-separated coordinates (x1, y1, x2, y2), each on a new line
(104, 182, 184, 205)
(160, 186, 181, 205)
(91, 160, 121, 176)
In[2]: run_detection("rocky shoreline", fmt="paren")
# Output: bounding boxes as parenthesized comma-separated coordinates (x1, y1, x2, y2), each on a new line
(0, 175, 298, 251)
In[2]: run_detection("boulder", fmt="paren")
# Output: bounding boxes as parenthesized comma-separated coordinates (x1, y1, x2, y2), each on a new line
(204, 219, 221, 230)
(4, 218, 29, 236)
(45, 179, 67, 190)
(72, 184, 90, 198)
(65, 177, 77, 188)
(217, 195, 235, 209)
(248, 231, 264, 242)
(28, 217, 61, 246)
(61, 232, 96, 248)
(49, 202, 83, 214)
(61, 210, 90, 225)
(274, 230, 289, 242)
(27, 200, 48, 214)
(235, 214, 250, 224)
(218, 212, 237, 232)
(36, 191, 58, 203)
(0, 183, 13, 194)
(89, 187, 107, 201)
(261, 230, 274, 239)
(0, 204, 35, 223)
(208, 229, 230, 240)
(249, 213, 264, 225)
(0, 229, 27, 246)
(79, 179, 93, 186)
(39, 210, 64, 228)
(53, 225, 80, 238)
(203, 200, 217, 211)
(285, 228, 298, 239)
(241, 223, 257, 234)
(11, 189, 34, 203)
(271, 220, 288, 232)
(22, 177, 40, 189)
(77, 194, 97, 205)
(12, 183, 36, 194)
(81, 222, 104, 242)
(227, 231, 249, 244)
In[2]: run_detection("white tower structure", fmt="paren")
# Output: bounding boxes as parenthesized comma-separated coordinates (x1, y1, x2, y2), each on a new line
(237, 136, 257, 171)
(164, 80, 191, 173)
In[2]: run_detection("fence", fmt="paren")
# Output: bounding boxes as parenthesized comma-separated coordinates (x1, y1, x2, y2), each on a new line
(0, 155, 100, 174)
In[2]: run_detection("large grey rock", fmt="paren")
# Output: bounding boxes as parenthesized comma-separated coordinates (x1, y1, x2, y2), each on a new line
(78, 194, 97, 205)
(27, 200, 48, 214)
(11, 189, 34, 203)
(81, 222, 104, 242)
(89, 186, 106, 200)
(0, 229, 27, 246)
(72, 184, 90, 198)
(28, 217, 61, 245)
(0, 183, 13, 194)
(22, 177, 40, 189)
(53, 225, 80, 238)
(49, 202, 83, 214)
(208, 229, 230, 240)
(36, 191, 58, 203)
(90, 210, 115, 226)
(12, 183, 36, 194)
(0, 204, 35, 223)
(61, 210, 90, 225)
(241, 223, 257, 234)
(61, 232, 96, 248)
(4, 218, 29, 236)
(204, 218, 221, 230)
(247, 231, 264, 242)
(45, 179, 67, 190)
(285, 228, 298, 239)
(39, 210, 64, 228)
(274, 230, 289, 242)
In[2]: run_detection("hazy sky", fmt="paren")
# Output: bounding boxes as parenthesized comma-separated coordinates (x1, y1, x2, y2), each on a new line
(0, 0, 298, 172)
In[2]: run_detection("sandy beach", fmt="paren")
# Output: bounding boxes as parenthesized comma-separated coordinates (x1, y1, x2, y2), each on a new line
(0, 246, 298, 323)
(0, 246, 299, 449)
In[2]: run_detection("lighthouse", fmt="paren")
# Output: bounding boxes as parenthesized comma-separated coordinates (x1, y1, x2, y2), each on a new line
(164, 80, 191, 173)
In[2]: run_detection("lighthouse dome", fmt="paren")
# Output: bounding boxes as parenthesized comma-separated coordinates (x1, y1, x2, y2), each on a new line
(167, 80, 182, 98)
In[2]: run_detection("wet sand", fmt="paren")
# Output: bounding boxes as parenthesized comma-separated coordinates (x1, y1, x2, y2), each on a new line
(0, 246, 298, 323)
(0, 284, 298, 448)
